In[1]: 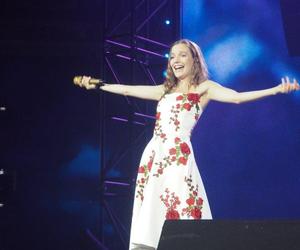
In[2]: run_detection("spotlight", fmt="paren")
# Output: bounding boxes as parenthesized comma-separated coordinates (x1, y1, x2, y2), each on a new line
(164, 53, 169, 58)
(165, 20, 171, 25)
(163, 70, 167, 77)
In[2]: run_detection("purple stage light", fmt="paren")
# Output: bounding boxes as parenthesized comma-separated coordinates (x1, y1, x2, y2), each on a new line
(86, 229, 109, 250)
(106, 39, 165, 58)
(134, 112, 155, 119)
(111, 117, 146, 126)
(104, 180, 130, 186)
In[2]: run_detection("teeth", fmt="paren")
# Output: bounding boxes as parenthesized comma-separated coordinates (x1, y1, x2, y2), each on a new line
(174, 65, 184, 70)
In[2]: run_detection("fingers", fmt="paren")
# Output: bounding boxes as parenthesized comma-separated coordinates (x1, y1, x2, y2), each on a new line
(280, 76, 299, 93)
(74, 75, 96, 90)
(294, 78, 300, 90)
(81, 76, 91, 87)
(73, 75, 88, 87)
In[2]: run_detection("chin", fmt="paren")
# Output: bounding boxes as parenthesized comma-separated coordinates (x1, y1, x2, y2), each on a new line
(175, 74, 187, 81)
(174, 72, 183, 78)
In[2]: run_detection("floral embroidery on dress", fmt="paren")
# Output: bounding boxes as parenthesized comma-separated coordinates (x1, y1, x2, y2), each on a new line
(130, 90, 212, 249)
(153, 158, 169, 177)
(135, 150, 155, 201)
(186, 93, 201, 111)
(153, 137, 191, 177)
(169, 104, 181, 131)
(160, 188, 181, 220)
(154, 112, 167, 142)
(169, 137, 191, 166)
(169, 93, 201, 130)
(181, 175, 203, 219)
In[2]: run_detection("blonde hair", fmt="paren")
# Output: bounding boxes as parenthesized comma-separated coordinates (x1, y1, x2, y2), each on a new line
(163, 39, 208, 93)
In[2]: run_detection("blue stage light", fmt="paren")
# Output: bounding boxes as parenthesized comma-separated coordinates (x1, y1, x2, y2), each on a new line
(164, 53, 169, 58)
(165, 20, 171, 25)
(206, 33, 262, 83)
(62, 145, 100, 178)
(163, 70, 167, 77)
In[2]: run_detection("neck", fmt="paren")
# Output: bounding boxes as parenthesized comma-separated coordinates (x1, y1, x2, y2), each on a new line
(177, 79, 191, 89)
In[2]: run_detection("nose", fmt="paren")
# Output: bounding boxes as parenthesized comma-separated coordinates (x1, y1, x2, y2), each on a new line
(172, 55, 180, 64)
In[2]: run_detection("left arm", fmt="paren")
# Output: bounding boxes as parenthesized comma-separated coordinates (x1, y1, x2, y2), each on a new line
(206, 77, 300, 104)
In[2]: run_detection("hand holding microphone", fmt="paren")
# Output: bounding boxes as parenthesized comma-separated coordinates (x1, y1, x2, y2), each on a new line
(73, 75, 106, 90)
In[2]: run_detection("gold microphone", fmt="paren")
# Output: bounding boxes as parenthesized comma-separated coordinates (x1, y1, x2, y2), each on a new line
(73, 76, 106, 86)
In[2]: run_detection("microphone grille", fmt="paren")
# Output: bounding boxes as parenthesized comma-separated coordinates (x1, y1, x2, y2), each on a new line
(73, 76, 82, 85)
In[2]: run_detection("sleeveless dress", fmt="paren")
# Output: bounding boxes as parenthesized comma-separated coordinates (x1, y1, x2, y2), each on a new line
(129, 92, 213, 249)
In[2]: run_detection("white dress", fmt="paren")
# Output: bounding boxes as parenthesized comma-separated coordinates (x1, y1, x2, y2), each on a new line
(129, 92, 212, 249)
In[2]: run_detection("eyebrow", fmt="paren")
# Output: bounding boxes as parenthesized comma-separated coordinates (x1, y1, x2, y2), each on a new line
(170, 51, 188, 55)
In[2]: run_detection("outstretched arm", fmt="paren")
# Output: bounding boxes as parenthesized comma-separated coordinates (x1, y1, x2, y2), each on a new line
(74, 76, 165, 101)
(206, 77, 300, 104)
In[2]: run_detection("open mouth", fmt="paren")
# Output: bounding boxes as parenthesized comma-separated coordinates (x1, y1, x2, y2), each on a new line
(173, 65, 184, 72)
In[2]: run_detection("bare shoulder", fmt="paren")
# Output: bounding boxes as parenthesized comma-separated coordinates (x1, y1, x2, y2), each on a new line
(199, 80, 223, 96)
(156, 83, 166, 91)
(196, 80, 219, 110)
(203, 80, 220, 88)
(194, 80, 217, 95)
(151, 84, 166, 100)
(156, 83, 166, 94)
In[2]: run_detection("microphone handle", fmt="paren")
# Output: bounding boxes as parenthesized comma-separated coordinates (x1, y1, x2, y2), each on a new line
(73, 76, 106, 86)
(89, 78, 104, 85)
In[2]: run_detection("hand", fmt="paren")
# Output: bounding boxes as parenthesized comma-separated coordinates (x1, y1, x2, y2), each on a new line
(277, 76, 300, 94)
(73, 75, 97, 90)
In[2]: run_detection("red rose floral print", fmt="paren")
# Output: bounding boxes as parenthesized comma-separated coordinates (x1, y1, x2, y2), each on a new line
(160, 188, 181, 220)
(181, 175, 203, 219)
(135, 150, 155, 201)
(153, 137, 191, 177)
(169, 93, 201, 130)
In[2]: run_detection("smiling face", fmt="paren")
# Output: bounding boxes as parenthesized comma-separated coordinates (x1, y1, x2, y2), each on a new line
(169, 43, 194, 81)
(163, 39, 208, 93)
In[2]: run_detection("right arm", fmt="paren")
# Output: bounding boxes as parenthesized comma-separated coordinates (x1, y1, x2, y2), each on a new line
(75, 76, 165, 101)
(100, 83, 165, 101)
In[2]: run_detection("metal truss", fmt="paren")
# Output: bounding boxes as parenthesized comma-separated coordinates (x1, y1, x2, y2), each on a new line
(87, 0, 181, 249)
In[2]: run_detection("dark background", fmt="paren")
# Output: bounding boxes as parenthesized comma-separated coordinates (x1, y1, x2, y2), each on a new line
(0, 0, 177, 249)
(183, 0, 300, 219)
(1, 1, 104, 249)
(1, 0, 300, 250)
